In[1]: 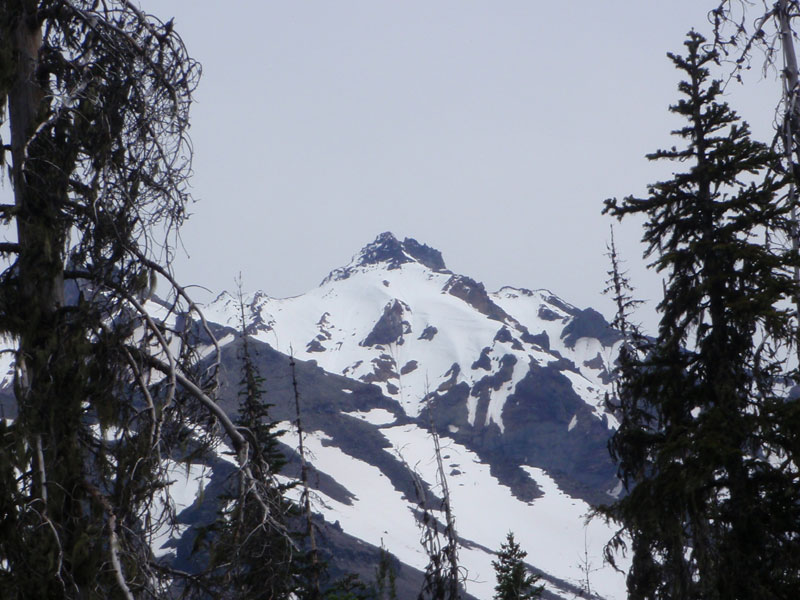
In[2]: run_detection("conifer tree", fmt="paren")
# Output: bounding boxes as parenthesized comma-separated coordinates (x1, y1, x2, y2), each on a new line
(601, 31, 800, 600)
(197, 285, 294, 599)
(375, 542, 399, 600)
(491, 532, 542, 600)
(0, 3, 273, 596)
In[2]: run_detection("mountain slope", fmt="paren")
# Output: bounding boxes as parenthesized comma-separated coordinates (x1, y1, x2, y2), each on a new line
(0, 232, 628, 599)
(197, 232, 628, 599)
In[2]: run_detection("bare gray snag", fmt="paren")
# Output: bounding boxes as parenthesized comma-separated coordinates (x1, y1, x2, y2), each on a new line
(713, 0, 800, 343)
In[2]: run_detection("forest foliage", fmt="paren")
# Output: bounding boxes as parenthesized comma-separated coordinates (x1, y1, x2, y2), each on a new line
(600, 27, 800, 600)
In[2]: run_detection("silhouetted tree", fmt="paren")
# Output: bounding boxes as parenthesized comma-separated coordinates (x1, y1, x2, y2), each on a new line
(712, 0, 800, 333)
(0, 2, 271, 596)
(492, 532, 543, 600)
(375, 542, 399, 600)
(197, 283, 294, 599)
(601, 32, 800, 599)
(412, 394, 462, 600)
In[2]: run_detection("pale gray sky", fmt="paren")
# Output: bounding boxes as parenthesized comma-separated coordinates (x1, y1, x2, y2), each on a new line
(4, 2, 785, 333)
(164, 1, 782, 333)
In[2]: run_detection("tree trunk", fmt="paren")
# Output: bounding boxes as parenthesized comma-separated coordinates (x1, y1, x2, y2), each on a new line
(778, 0, 800, 354)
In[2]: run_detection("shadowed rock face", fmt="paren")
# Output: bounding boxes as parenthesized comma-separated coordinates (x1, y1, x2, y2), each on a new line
(418, 325, 438, 341)
(324, 232, 451, 283)
(561, 307, 622, 349)
(443, 275, 512, 323)
(356, 232, 411, 270)
(402, 237, 447, 271)
(196, 337, 484, 598)
(355, 232, 448, 272)
(426, 354, 616, 506)
(361, 299, 410, 347)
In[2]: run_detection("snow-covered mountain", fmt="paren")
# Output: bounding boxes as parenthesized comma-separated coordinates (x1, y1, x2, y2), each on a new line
(195, 232, 628, 599)
(0, 232, 629, 599)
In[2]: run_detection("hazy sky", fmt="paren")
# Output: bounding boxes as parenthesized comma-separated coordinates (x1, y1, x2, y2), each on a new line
(162, 1, 784, 333)
(6, 2, 786, 333)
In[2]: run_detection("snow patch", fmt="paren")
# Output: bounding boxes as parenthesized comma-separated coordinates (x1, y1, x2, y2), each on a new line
(292, 422, 629, 600)
(345, 408, 397, 426)
(152, 461, 212, 558)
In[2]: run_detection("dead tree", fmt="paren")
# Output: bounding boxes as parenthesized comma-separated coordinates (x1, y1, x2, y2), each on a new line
(0, 2, 273, 596)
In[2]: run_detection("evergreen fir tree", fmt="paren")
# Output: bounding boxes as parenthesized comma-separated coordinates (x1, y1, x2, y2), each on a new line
(234, 285, 288, 481)
(198, 286, 295, 599)
(491, 532, 543, 600)
(375, 542, 399, 600)
(322, 573, 373, 600)
(601, 31, 800, 599)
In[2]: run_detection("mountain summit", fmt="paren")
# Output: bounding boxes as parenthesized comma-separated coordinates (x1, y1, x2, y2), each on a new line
(0, 230, 630, 599)
(198, 233, 628, 599)
(323, 231, 449, 283)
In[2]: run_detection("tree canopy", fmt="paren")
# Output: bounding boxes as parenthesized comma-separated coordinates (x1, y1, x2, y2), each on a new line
(601, 31, 800, 600)
(491, 532, 542, 600)
(0, 2, 274, 596)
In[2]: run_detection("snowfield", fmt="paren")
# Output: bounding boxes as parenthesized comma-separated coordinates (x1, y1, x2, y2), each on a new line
(277, 413, 627, 600)
(200, 233, 630, 599)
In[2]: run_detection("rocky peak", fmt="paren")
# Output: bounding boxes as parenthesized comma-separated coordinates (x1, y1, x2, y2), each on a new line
(322, 232, 449, 283)
(356, 232, 411, 270)
(401, 237, 447, 271)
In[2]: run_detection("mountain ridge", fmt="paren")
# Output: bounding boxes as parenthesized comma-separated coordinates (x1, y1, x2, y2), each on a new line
(195, 232, 628, 599)
(0, 232, 628, 599)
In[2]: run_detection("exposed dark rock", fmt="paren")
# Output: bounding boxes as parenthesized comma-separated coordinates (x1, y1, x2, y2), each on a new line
(496, 285, 534, 298)
(356, 232, 409, 270)
(400, 360, 418, 375)
(342, 360, 362, 376)
(306, 339, 326, 353)
(561, 307, 622, 349)
(492, 328, 524, 351)
(499, 359, 617, 504)
(538, 306, 563, 321)
(386, 382, 400, 395)
(584, 353, 614, 384)
(494, 327, 513, 343)
(471, 347, 492, 371)
(520, 328, 550, 350)
(418, 325, 438, 341)
(443, 275, 512, 323)
(322, 233, 452, 283)
(472, 354, 517, 429)
(226, 291, 274, 336)
(541, 293, 579, 317)
(316, 315, 332, 337)
(422, 382, 544, 504)
(361, 299, 410, 347)
(583, 353, 605, 370)
(437, 363, 461, 393)
(402, 237, 447, 271)
(311, 521, 452, 600)
(361, 354, 397, 384)
(473, 354, 517, 396)
(548, 355, 579, 373)
(426, 381, 470, 431)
